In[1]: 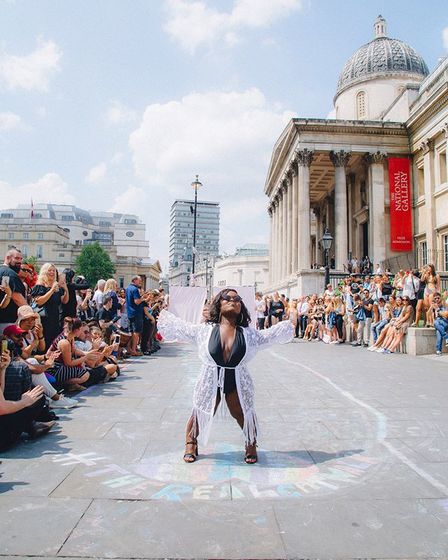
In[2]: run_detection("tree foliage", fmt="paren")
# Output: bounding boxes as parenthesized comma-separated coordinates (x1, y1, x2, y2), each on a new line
(75, 242, 115, 287)
(24, 255, 40, 273)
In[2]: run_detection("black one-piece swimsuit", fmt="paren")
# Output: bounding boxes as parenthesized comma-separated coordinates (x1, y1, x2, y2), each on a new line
(208, 324, 246, 394)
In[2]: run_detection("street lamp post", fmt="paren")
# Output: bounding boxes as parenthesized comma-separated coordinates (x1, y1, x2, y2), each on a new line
(321, 228, 333, 290)
(191, 174, 202, 275)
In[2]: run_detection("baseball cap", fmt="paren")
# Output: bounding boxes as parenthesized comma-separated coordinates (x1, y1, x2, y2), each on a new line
(3, 324, 26, 337)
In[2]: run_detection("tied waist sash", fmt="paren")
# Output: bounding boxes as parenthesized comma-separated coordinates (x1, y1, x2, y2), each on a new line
(217, 365, 238, 392)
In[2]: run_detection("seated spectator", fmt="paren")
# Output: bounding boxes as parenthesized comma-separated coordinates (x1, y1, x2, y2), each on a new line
(369, 298, 389, 346)
(377, 296, 413, 354)
(80, 325, 119, 377)
(47, 317, 91, 391)
(14, 307, 78, 408)
(95, 295, 119, 338)
(30, 263, 69, 349)
(0, 349, 53, 451)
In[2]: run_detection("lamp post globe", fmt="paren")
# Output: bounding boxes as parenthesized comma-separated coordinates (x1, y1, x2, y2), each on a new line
(191, 175, 202, 275)
(321, 228, 333, 290)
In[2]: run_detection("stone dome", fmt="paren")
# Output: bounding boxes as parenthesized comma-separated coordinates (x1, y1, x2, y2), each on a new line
(336, 16, 429, 96)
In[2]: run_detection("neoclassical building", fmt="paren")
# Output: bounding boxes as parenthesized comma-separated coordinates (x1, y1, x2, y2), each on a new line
(265, 16, 448, 296)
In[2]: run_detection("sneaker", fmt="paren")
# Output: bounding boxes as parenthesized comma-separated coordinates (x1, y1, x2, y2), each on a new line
(351, 342, 361, 347)
(50, 396, 78, 409)
(375, 348, 384, 353)
(367, 346, 375, 351)
(436, 350, 442, 356)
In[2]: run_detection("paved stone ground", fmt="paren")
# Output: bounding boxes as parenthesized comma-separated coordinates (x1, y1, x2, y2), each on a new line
(1, 338, 448, 559)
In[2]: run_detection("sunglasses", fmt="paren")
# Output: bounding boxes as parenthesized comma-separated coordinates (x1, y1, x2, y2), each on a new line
(20, 267, 31, 273)
(221, 295, 242, 303)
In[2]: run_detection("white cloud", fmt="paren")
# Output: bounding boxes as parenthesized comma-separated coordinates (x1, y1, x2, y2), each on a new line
(164, 0, 301, 53)
(0, 173, 75, 209)
(105, 100, 137, 125)
(128, 87, 294, 260)
(0, 111, 23, 131)
(35, 106, 47, 118)
(86, 161, 107, 184)
(0, 37, 62, 91)
(108, 185, 148, 215)
(110, 152, 124, 165)
(443, 26, 448, 50)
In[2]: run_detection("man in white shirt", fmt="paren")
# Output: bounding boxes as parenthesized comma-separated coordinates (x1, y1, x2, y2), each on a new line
(298, 296, 309, 338)
(402, 270, 419, 308)
(92, 279, 106, 312)
(255, 292, 266, 330)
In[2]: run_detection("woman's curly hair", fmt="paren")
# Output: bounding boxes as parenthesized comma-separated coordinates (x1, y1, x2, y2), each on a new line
(208, 288, 251, 327)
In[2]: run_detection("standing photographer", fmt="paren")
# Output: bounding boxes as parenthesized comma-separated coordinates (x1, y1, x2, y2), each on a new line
(0, 248, 27, 333)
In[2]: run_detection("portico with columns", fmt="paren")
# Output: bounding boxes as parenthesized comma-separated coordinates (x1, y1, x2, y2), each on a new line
(265, 119, 410, 297)
(264, 16, 448, 297)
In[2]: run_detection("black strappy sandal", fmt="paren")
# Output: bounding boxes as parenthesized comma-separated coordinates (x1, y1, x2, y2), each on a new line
(183, 441, 198, 463)
(244, 444, 258, 464)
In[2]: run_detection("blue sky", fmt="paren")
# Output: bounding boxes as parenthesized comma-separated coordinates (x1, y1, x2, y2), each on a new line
(1, 0, 447, 270)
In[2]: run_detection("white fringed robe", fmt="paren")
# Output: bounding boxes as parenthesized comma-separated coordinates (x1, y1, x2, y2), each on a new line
(158, 310, 294, 445)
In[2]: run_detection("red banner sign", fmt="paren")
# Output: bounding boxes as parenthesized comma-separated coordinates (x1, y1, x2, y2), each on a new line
(389, 157, 413, 252)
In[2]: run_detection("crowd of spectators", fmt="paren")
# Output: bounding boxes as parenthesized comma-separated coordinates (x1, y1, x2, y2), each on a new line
(1, 245, 447, 451)
(255, 264, 448, 355)
(0, 247, 165, 452)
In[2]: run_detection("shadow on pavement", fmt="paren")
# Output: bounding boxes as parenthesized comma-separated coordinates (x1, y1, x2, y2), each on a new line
(202, 448, 364, 467)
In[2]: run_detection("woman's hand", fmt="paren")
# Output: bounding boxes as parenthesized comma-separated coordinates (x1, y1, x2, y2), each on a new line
(45, 350, 60, 368)
(92, 338, 102, 350)
(51, 281, 59, 292)
(34, 323, 43, 339)
(21, 385, 44, 407)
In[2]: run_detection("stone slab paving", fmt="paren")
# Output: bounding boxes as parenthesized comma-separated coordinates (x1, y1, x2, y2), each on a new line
(1, 340, 448, 559)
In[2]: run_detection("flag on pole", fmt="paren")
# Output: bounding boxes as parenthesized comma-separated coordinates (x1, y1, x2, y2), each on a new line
(30, 199, 34, 219)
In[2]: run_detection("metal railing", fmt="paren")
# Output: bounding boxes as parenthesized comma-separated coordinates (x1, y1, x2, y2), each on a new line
(328, 271, 448, 294)
(382, 249, 448, 275)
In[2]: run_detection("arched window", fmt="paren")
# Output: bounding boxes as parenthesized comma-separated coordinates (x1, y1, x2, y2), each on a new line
(356, 91, 366, 119)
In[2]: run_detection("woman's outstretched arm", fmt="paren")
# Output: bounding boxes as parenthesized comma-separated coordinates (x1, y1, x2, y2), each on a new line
(158, 309, 203, 344)
(246, 320, 294, 349)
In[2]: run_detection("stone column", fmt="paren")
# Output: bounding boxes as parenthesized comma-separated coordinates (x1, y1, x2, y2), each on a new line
(364, 151, 387, 267)
(347, 173, 355, 260)
(281, 180, 288, 280)
(286, 174, 293, 276)
(291, 162, 298, 273)
(272, 196, 279, 283)
(420, 139, 436, 255)
(268, 205, 274, 285)
(296, 149, 314, 270)
(330, 150, 351, 270)
(314, 207, 323, 266)
(278, 189, 284, 283)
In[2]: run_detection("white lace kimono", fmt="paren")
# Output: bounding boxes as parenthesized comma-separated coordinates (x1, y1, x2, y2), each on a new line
(158, 310, 294, 445)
